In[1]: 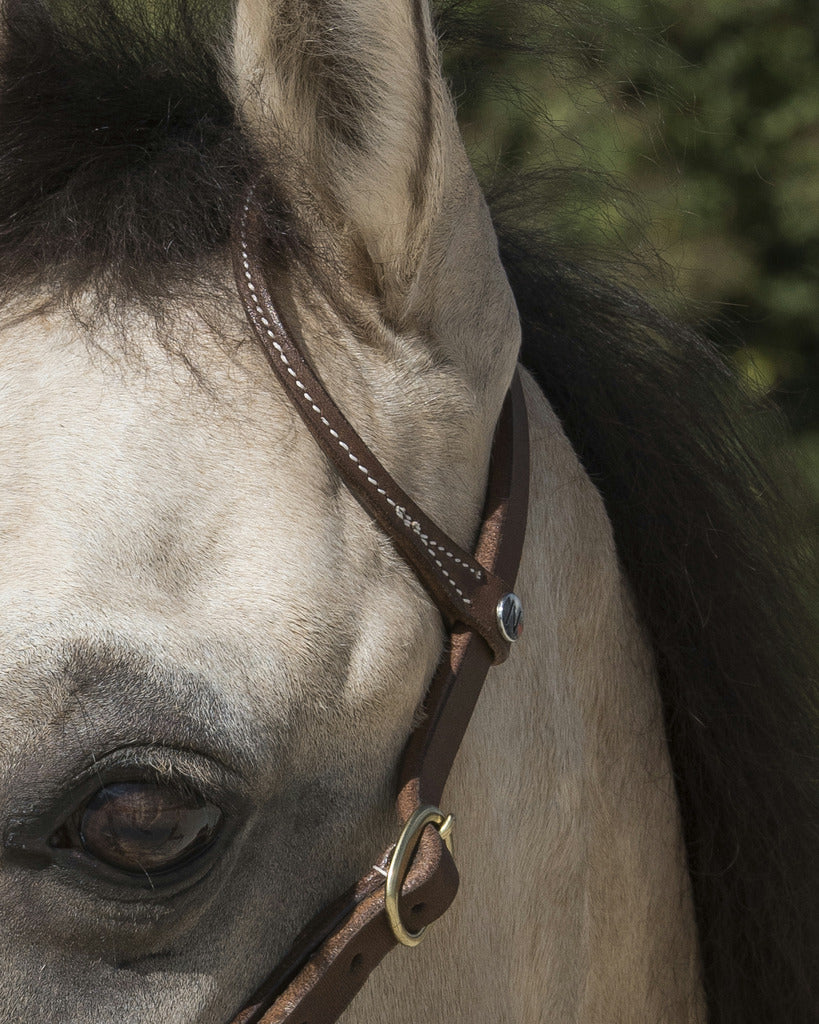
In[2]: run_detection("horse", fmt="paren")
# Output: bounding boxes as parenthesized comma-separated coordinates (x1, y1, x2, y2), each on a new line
(0, 1, 816, 1022)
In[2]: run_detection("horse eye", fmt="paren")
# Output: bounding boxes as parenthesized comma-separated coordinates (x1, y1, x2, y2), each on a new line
(77, 782, 223, 875)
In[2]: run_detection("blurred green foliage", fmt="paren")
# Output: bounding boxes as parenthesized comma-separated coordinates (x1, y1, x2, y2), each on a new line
(440, 0, 819, 499)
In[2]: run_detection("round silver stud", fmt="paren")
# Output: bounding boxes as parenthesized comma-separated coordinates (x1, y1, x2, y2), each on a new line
(497, 592, 524, 643)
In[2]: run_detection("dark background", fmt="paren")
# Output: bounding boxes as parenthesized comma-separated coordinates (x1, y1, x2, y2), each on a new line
(441, 0, 819, 500)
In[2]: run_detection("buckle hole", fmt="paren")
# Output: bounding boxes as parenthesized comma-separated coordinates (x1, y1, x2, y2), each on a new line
(411, 902, 425, 916)
(349, 953, 364, 975)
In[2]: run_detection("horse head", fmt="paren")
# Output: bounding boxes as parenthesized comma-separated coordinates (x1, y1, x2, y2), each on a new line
(2, 3, 815, 1023)
(0, 2, 524, 1021)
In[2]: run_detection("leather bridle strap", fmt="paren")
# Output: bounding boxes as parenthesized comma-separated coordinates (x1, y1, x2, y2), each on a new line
(229, 190, 530, 1024)
(236, 194, 519, 666)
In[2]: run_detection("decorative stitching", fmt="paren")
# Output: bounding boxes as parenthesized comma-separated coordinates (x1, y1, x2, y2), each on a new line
(240, 200, 481, 605)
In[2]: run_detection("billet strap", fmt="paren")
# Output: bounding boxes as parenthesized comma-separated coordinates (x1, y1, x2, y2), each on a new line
(230, 191, 530, 1024)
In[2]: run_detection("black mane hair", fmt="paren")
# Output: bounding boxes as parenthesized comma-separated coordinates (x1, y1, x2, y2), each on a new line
(1, 2, 817, 1022)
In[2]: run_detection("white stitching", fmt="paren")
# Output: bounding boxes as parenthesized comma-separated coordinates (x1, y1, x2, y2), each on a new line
(239, 206, 480, 605)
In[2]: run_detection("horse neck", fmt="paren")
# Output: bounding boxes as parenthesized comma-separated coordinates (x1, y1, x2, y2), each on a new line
(351, 370, 706, 1022)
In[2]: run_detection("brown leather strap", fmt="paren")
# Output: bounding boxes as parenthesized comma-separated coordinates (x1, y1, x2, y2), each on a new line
(399, 373, 529, 817)
(235, 191, 515, 664)
(233, 830, 459, 1024)
(229, 189, 530, 1024)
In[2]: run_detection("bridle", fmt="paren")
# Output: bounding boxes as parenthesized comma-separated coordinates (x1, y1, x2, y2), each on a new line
(228, 189, 530, 1024)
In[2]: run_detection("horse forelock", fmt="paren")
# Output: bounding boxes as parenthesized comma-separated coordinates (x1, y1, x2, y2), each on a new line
(0, 0, 307, 311)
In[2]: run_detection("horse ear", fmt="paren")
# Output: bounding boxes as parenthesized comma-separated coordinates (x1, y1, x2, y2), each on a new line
(231, 0, 445, 291)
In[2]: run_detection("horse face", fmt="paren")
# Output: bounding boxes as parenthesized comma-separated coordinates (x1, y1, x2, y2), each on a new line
(0, 305, 445, 1021)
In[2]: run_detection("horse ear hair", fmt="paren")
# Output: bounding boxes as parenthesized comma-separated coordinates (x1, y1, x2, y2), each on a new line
(231, 0, 446, 292)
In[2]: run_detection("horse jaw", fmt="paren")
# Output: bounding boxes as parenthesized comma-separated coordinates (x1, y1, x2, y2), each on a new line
(349, 369, 706, 1022)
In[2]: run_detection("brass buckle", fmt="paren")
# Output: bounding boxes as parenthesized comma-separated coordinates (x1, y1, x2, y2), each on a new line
(385, 805, 455, 947)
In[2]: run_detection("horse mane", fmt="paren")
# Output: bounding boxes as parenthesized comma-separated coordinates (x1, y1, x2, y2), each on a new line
(436, 7, 819, 1018)
(0, 2, 817, 1020)
(502, 202, 819, 1023)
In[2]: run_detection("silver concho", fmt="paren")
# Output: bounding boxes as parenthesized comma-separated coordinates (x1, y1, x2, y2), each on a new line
(497, 592, 524, 643)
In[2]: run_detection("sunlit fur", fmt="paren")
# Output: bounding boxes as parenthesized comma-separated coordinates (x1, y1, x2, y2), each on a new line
(0, 2, 815, 1023)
